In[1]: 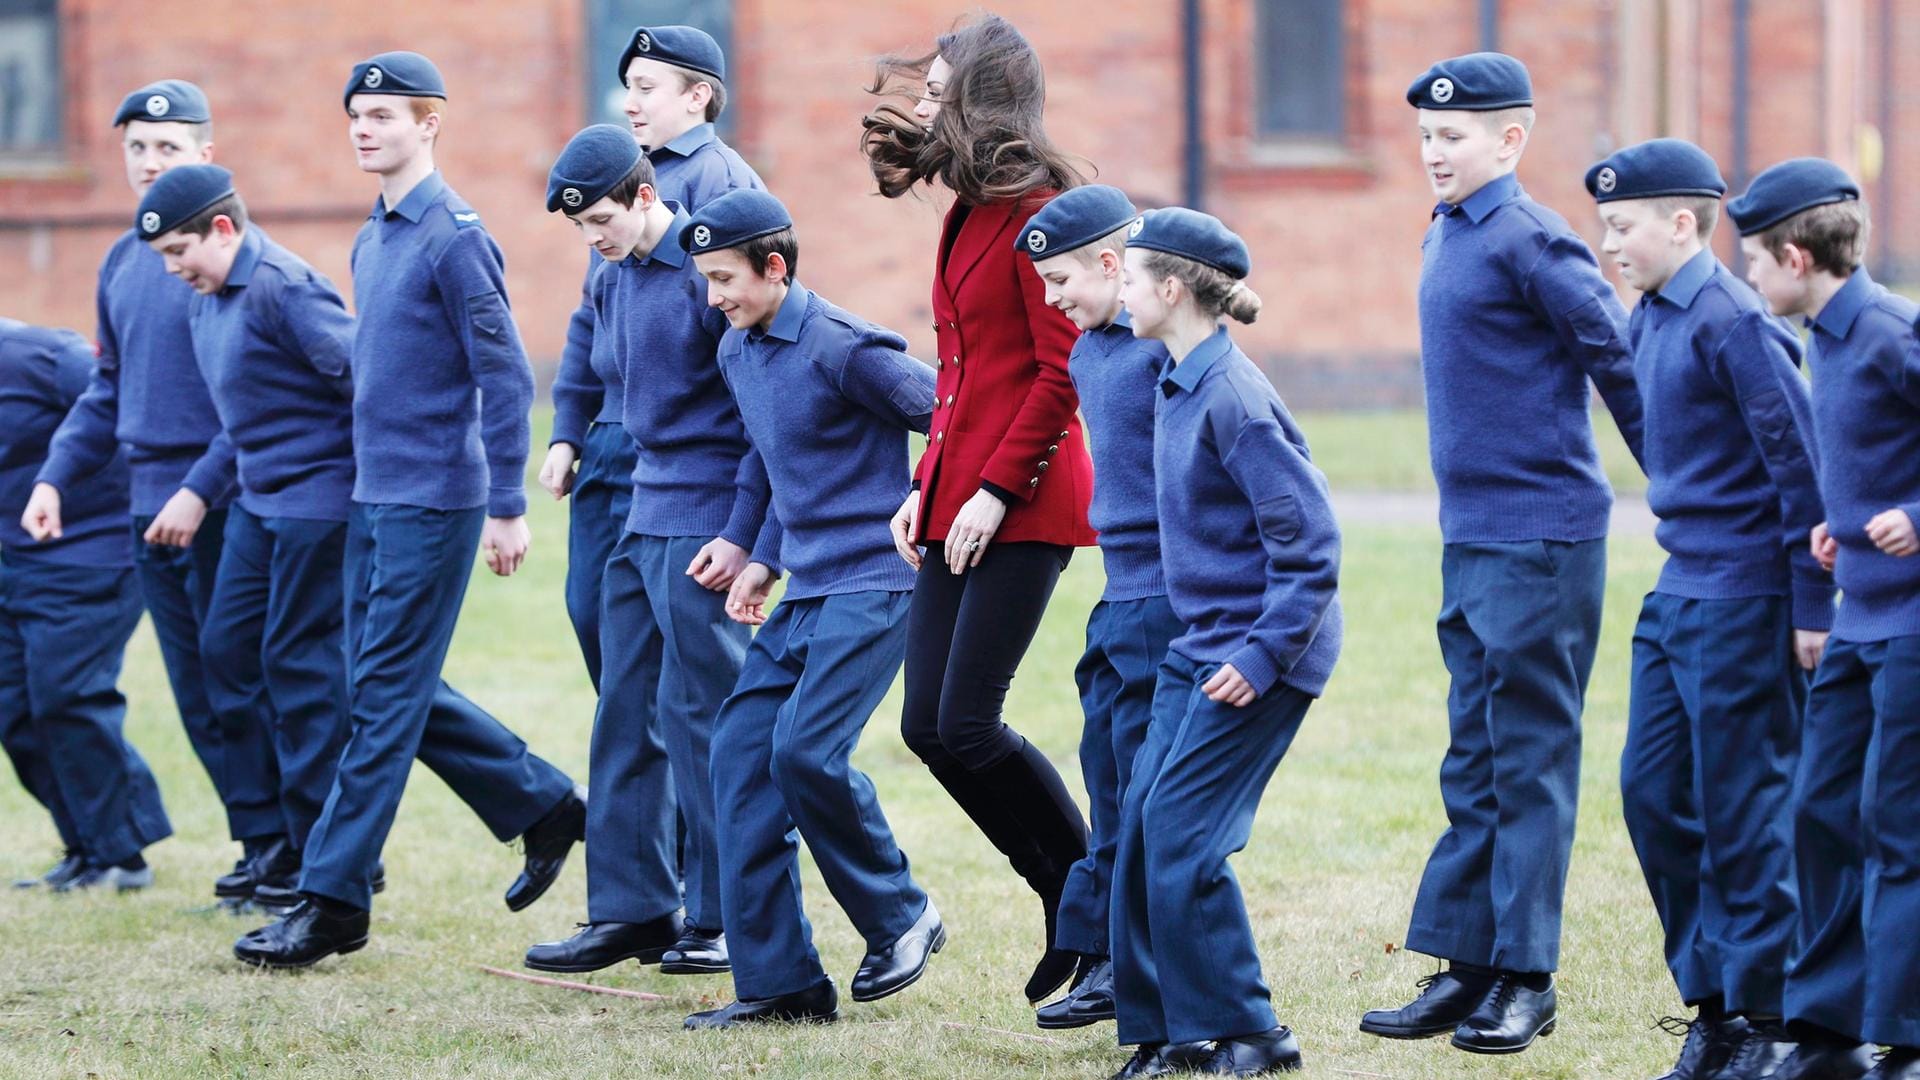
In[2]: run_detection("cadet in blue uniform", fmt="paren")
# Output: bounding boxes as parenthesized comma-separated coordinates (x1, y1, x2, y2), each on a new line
(2, 319, 169, 892)
(1733, 159, 1920, 1080)
(21, 80, 281, 901)
(1016, 185, 1177, 1033)
(678, 190, 944, 1028)
(1584, 141, 1831, 1080)
(1106, 209, 1342, 1079)
(136, 165, 365, 909)
(234, 52, 583, 969)
(523, 126, 760, 976)
(1364, 53, 1645, 1055)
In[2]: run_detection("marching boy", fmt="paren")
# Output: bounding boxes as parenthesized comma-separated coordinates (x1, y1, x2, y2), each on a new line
(1731, 159, 1920, 1080)
(1584, 140, 1830, 1080)
(135, 164, 362, 908)
(681, 188, 945, 1028)
(1017, 184, 1179, 1031)
(1364, 52, 1645, 1054)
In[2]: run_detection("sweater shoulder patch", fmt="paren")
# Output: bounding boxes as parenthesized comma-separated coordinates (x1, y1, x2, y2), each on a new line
(449, 208, 483, 229)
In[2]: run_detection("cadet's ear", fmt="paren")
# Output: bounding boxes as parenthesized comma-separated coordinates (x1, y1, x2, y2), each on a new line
(763, 251, 789, 283)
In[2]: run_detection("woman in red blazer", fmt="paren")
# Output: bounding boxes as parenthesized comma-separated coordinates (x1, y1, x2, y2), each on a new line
(864, 13, 1099, 1006)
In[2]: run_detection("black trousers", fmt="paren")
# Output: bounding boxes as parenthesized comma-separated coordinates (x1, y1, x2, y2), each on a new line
(900, 540, 1072, 772)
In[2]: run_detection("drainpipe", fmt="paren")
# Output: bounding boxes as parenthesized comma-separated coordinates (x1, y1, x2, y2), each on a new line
(1731, 0, 1751, 274)
(1877, 0, 1896, 280)
(1479, 0, 1500, 52)
(1181, 0, 1204, 210)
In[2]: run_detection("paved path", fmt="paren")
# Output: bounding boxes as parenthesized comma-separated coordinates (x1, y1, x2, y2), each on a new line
(1331, 491, 1657, 536)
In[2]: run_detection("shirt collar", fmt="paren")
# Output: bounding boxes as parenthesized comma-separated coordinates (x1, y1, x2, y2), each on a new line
(1652, 249, 1716, 310)
(1441, 171, 1520, 223)
(753, 283, 810, 344)
(223, 228, 265, 290)
(1104, 306, 1134, 334)
(1811, 267, 1876, 340)
(651, 123, 716, 160)
(1161, 325, 1232, 395)
(633, 203, 692, 268)
(377, 170, 446, 223)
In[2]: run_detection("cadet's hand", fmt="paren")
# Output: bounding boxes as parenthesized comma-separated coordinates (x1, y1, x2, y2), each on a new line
(1794, 629, 1829, 671)
(143, 488, 207, 548)
(1866, 508, 1919, 556)
(726, 562, 777, 625)
(21, 483, 64, 541)
(482, 515, 531, 576)
(890, 492, 922, 570)
(687, 536, 749, 591)
(539, 443, 578, 500)
(1811, 522, 1838, 572)
(945, 489, 1007, 575)
(1203, 663, 1258, 708)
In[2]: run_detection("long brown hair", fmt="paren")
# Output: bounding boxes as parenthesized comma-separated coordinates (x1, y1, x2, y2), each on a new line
(861, 13, 1085, 205)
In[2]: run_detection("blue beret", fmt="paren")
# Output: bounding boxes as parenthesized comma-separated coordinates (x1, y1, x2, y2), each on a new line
(1585, 138, 1726, 203)
(1406, 52, 1533, 111)
(617, 25, 725, 86)
(681, 189, 792, 254)
(548, 125, 642, 213)
(1727, 158, 1863, 235)
(344, 51, 446, 110)
(113, 80, 210, 127)
(135, 164, 235, 241)
(1125, 207, 1250, 279)
(1017, 185, 1138, 261)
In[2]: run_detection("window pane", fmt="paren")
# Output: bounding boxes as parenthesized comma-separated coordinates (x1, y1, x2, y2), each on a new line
(0, 0, 61, 156)
(586, 0, 736, 137)
(1257, 0, 1345, 139)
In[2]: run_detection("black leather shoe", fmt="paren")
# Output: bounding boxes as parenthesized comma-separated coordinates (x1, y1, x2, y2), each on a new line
(1864, 1049, 1920, 1080)
(233, 899, 370, 969)
(1037, 957, 1114, 1029)
(1110, 1042, 1218, 1079)
(1200, 1027, 1304, 1075)
(1652, 1012, 1749, 1079)
(255, 860, 384, 912)
(13, 850, 86, 890)
(1451, 974, 1557, 1054)
(1718, 1023, 1805, 1079)
(506, 789, 586, 912)
(215, 836, 288, 899)
(525, 916, 681, 973)
(850, 901, 944, 1002)
(55, 856, 153, 893)
(684, 979, 838, 1029)
(659, 925, 729, 974)
(1360, 967, 1497, 1039)
(1775, 1039, 1881, 1079)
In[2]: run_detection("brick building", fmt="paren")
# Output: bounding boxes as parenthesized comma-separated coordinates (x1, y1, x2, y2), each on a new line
(1, 0, 1912, 407)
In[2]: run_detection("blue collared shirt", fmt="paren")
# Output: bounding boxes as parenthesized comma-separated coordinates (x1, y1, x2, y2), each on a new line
(1069, 307, 1168, 601)
(718, 283, 935, 598)
(1, 319, 132, 567)
(648, 123, 765, 212)
(1804, 268, 1920, 641)
(1420, 171, 1646, 543)
(1154, 327, 1342, 698)
(37, 230, 234, 515)
(189, 228, 356, 522)
(1628, 249, 1831, 627)
(349, 171, 535, 517)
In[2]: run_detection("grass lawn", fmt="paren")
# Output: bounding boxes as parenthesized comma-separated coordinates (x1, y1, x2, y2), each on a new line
(1, 413, 1685, 1079)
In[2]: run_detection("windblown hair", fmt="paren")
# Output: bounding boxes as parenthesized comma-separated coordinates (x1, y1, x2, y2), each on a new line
(860, 13, 1085, 204)
(1139, 250, 1262, 324)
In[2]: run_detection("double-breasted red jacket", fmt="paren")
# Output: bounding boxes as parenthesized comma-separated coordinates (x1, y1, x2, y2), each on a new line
(913, 192, 1098, 548)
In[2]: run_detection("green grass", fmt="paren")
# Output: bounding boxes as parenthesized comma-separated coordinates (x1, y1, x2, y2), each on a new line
(1307, 408, 1647, 496)
(1, 422, 1684, 1079)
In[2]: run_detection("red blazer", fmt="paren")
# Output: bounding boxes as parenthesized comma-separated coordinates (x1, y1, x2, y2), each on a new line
(913, 194, 1097, 548)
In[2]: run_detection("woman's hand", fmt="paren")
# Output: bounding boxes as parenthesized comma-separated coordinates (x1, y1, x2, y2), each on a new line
(890, 491, 922, 570)
(944, 489, 1008, 575)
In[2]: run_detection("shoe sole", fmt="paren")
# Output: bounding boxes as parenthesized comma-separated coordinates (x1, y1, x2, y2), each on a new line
(234, 935, 369, 970)
(1358, 1015, 1466, 1040)
(1035, 1009, 1113, 1030)
(659, 958, 731, 975)
(849, 923, 946, 1003)
(524, 946, 672, 974)
(1450, 1018, 1556, 1055)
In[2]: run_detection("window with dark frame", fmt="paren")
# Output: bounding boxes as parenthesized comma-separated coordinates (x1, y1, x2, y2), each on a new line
(0, 0, 62, 161)
(586, 0, 737, 139)
(1256, 0, 1347, 141)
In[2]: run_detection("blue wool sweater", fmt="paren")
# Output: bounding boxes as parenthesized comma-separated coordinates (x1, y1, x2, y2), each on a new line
(1069, 308, 1168, 601)
(1, 320, 133, 567)
(611, 209, 764, 545)
(649, 124, 764, 212)
(720, 285, 935, 598)
(1419, 172, 1645, 543)
(349, 171, 533, 518)
(1155, 328, 1342, 698)
(549, 253, 622, 449)
(1630, 251, 1832, 629)
(1805, 269, 1920, 642)
(37, 230, 234, 515)
(189, 228, 356, 522)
